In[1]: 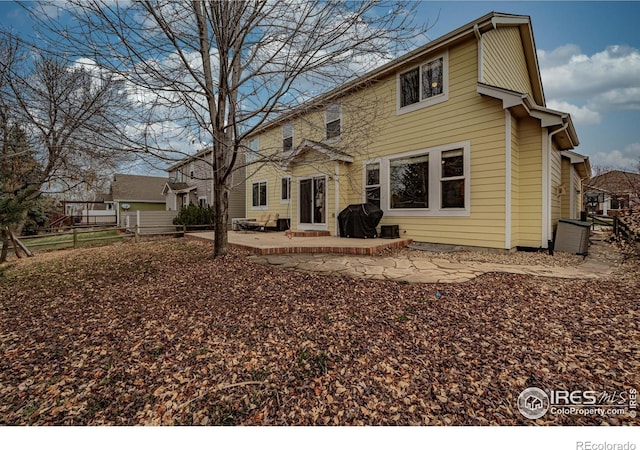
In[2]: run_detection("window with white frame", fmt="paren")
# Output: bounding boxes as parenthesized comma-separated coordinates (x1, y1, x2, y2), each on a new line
(282, 122, 293, 153)
(325, 103, 341, 140)
(251, 181, 267, 209)
(385, 142, 469, 216)
(365, 162, 380, 208)
(280, 176, 291, 202)
(398, 53, 447, 113)
(440, 149, 465, 208)
(198, 196, 207, 208)
(246, 137, 259, 162)
(390, 154, 430, 209)
(189, 162, 195, 179)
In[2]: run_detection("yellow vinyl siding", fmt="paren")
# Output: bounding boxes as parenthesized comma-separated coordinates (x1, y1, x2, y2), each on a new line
(245, 28, 555, 250)
(561, 158, 572, 219)
(510, 112, 520, 248)
(550, 145, 562, 230)
(347, 39, 508, 249)
(482, 27, 534, 98)
(572, 167, 583, 216)
(517, 117, 543, 247)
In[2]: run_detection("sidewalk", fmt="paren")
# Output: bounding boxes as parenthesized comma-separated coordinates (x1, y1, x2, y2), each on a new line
(248, 240, 620, 284)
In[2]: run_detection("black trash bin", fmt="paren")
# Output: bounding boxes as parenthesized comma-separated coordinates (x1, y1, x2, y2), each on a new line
(338, 203, 383, 238)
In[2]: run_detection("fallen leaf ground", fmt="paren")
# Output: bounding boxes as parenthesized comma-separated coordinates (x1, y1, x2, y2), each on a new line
(0, 239, 638, 425)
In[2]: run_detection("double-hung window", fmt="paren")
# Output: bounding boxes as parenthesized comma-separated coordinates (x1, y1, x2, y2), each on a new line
(398, 53, 448, 113)
(251, 181, 267, 209)
(365, 162, 380, 208)
(283, 122, 293, 153)
(440, 149, 465, 208)
(247, 137, 259, 162)
(325, 103, 341, 140)
(280, 176, 291, 203)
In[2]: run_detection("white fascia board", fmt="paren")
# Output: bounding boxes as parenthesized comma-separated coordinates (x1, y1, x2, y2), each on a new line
(491, 16, 530, 28)
(477, 83, 529, 110)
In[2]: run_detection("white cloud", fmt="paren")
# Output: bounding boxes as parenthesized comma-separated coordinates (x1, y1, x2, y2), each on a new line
(592, 143, 640, 170)
(539, 44, 640, 114)
(546, 100, 601, 125)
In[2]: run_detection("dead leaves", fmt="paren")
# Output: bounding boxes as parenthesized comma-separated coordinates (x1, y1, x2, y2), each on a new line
(0, 239, 638, 425)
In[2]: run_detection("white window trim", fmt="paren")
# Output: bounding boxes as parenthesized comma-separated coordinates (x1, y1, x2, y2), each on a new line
(396, 50, 449, 116)
(282, 122, 293, 154)
(280, 176, 292, 204)
(198, 196, 208, 208)
(251, 179, 268, 210)
(246, 137, 259, 163)
(324, 102, 342, 143)
(382, 141, 470, 217)
(362, 158, 382, 205)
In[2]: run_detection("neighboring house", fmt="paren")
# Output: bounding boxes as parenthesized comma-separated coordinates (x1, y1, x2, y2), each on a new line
(584, 170, 640, 215)
(164, 147, 246, 221)
(244, 11, 591, 251)
(108, 173, 169, 225)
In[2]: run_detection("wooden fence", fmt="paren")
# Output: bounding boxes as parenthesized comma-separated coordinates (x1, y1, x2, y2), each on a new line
(614, 217, 639, 242)
(19, 227, 126, 251)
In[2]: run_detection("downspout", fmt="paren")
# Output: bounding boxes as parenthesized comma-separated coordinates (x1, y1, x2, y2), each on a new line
(474, 24, 483, 83)
(544, 119, 569, 247)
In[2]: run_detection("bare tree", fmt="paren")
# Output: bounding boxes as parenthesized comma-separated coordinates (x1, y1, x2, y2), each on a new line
(1, 32, 132, 236)
(31, 0, 425, 256)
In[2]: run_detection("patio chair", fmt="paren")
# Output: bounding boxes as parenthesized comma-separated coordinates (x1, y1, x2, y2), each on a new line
(238, 213, 279, 232)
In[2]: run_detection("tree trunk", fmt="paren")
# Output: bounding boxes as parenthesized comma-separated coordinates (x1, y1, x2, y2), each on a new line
(212, 174, 230, 257)
(1, 228, 9, 264)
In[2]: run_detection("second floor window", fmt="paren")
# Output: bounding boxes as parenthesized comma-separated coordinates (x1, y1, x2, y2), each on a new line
(247, 137, 259, 162)
(325, 103, 341, 140)
(283, 122, 293, 153)
(399, 55, 445, 109)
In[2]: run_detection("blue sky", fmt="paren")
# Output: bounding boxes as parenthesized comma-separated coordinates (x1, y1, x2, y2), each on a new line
(1, 1, 639, 172)
(414, 1, 640, 171)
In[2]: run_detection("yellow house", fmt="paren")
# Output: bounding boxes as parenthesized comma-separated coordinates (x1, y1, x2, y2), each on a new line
(244, 12, 591, 251)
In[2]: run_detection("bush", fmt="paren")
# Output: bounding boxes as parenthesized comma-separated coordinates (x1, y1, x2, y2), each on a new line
(172, 204, 215, 227)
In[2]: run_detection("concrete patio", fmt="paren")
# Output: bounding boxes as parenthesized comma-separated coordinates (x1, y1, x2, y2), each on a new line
(186, 230, 412, 255)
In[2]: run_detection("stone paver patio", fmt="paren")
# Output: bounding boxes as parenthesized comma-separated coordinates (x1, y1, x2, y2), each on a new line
(247, 240, 619, 284)
(189, 231, 620, 283)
